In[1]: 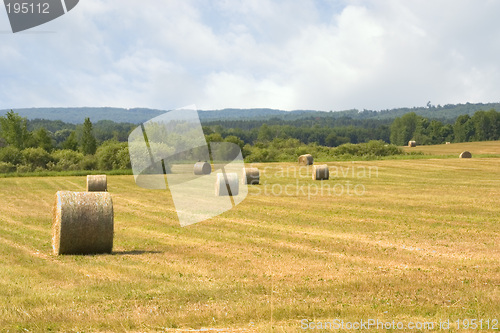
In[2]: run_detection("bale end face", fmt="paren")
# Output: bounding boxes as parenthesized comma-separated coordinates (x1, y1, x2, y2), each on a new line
(242, 167, 260, 185)
(408, 141, 417, 147)
(194, 161, 212, 175)
(298, 154, 314, 166)
(312, 164, 329, 180)
(459, 151, 472, 158)
(215, 173, 239, 196)
(86, 175, 107, 192)
(52, 191, 114, 255)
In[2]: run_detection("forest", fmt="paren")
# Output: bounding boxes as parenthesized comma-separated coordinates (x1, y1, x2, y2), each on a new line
(0, 108, 498, 173)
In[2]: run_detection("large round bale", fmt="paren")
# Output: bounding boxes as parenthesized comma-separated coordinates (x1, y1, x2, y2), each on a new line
(312, 164, 329, 180)
(408, 141, 417, 147)
(298, 154, 314, 166)
(194, 161, 211, 175)
(52, 191, 114, 255)
(86, 175, 107, 192)
(459, 151, 472, 158)
(242, 167, 260, 185)
(215, 173, 239, 196)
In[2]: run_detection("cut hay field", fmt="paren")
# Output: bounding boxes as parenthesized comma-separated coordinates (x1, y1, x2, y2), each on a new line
(402, 140, 500, 157)
(0, 153, 499, 331)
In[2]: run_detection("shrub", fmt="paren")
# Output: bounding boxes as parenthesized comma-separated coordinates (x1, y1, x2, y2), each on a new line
(96, 141, 130, 170)
(50, 149, 84, 171)
(333, 140, 403, 157)
(80, 155, 98, 170)
(0, 146, 22, 165)
(21, 147, 53, 170)
(0, 162, 16, 173)
(16, 164, 32, 173)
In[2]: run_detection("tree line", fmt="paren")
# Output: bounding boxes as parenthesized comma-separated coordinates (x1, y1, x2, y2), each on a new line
(389, 109, 500, 145)
(0, 111, 130, 173)
(205, 109, 500, 148)
(0, 108, 498, 173)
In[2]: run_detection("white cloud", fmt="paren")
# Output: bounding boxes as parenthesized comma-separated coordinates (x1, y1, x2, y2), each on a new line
(1, 0, 500, 111)
(202, 71, 295, 109)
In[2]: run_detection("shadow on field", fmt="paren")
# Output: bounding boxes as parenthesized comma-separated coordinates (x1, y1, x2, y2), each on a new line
(112, 250, 163, 255)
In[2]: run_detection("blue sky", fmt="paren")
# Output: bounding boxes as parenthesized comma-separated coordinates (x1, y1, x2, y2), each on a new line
(1, 0, 499, 112)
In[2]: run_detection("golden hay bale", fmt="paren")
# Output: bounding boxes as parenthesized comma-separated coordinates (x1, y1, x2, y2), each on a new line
(242, 167, 260, 185)
(193, 161, 212, 175)
(52, 191, 114, 255)
(215, 173, 239, 196)
(298, 154, 314, 165)
(459, 151, 472, 158)
(408, 141, 417, 147)
(446, 142, 451, 145)
(312, 164, 329, 180)
(86, 175, 107, 192)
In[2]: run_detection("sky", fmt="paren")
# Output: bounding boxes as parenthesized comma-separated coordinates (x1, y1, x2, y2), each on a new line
(1, 0, 499, 112)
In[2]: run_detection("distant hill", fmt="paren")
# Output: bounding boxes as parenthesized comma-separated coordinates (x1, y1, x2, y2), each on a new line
(0, 107, 165, 124)
(1, 102, 499, 124)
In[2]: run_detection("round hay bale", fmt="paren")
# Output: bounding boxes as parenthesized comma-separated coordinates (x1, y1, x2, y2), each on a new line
(408, 140, 417, 147)
(215, 173, 239, 196)
(459, 151, 472, 158)
(86, 175, 107, 192)
(446, 142, 451, 145)
(194, 161, 211, 175)
(312, 164, 329, 180)
(242, 167, 260, 185)
(298, 154, 313, 166)
(52, 191, 114, 255)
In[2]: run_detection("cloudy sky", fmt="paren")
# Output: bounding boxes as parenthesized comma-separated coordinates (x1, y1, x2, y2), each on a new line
(1, 0, 499, 112)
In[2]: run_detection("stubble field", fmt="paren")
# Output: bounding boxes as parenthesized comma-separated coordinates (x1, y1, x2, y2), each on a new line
(0, 142, 499, 332)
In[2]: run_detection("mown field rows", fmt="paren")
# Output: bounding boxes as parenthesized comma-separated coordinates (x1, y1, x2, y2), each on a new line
(0, 151, 499, 331)
(402, 140, 500, 156)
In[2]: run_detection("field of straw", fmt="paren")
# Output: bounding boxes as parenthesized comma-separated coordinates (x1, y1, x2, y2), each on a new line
(0, 142, 499, 332)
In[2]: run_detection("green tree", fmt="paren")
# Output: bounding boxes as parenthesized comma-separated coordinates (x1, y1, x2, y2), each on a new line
(54, 129, 73, 147)
(205, 133, 223, 143)
(413, 117, 430, 145)
(224, 135, 245, 151)
(325, 133, 349, 147)
(257, 124, 274, 142)
(470, 110, 500, 141)
(0, 111, 32, 149)
(453, 114, 474, 142)
(429, 120, 444, 144)
(488, 109, 500, 140)
(390, 112, 418, 145)
(439, 124, 454, 142)
(0, 146, 22, 165)
(62, 131, 79, 151)
(81, 118, 97, 155)
(33, 128, 53, 151)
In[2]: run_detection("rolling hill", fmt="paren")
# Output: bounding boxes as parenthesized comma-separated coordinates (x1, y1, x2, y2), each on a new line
(1, 102, 499, 124)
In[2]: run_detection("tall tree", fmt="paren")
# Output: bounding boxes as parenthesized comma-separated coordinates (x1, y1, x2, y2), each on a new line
(453, 114, 474, 142)
(390, 112, 418, 145)
(0, 110, 32, 149)
(81, 118, 97, 155)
